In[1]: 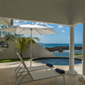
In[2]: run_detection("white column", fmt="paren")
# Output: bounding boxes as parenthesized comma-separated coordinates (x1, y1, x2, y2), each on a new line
(67, 25, 77, 75)
(79, 22, 85, 82)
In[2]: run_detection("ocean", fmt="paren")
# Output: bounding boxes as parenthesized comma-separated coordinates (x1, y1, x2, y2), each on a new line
(38, 43, 82, 57)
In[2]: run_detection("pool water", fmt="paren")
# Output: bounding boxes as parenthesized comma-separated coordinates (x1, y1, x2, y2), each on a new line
(33, 58, 82, 65)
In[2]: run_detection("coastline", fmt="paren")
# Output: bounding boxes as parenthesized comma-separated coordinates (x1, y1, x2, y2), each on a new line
(39, 43, 82, 57)
(45, 46, 82, 52)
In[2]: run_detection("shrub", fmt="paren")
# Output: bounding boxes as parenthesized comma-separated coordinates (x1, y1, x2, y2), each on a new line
(74, 53, 82, 55)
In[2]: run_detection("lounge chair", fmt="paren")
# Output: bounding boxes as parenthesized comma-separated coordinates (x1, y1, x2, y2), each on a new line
(15, 52, 65, 85)
(16, 52, 53, 72)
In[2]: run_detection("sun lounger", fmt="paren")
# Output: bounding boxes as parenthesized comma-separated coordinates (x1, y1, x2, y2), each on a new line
(28, 65, 53, 71)
(15, 52, 65, 85)
(16, 52, 53, 72)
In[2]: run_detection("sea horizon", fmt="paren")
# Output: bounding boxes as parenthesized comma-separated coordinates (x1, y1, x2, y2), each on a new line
(38, 43, 82, 44)
(38, 43, 82, 48)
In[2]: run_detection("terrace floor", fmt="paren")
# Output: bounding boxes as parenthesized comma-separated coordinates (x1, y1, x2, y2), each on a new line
(0, 61, 85, 85)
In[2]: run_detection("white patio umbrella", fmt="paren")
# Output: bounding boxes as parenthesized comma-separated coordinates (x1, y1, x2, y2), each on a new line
(0, 17, 13, 25)
(2, 24, 57, 67)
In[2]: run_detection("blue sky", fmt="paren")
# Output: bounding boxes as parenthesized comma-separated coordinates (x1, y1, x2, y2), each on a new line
(13, 20, 83, 44)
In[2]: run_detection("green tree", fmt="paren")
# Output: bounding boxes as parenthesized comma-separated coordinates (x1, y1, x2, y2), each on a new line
(5, 35, 39, 57)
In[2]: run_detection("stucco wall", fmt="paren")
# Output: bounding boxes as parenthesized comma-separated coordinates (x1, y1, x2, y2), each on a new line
(0, 37, 56, 59)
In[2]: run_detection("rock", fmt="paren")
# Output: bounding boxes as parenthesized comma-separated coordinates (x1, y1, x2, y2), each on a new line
(45, 46, 82, 52)
(59, 50, 63, 52)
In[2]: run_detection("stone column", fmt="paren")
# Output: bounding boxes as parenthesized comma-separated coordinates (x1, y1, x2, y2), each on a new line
(79, 22, 85, 82)
(67, 25, 77, 75)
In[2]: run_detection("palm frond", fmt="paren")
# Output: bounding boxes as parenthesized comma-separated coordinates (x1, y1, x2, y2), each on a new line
(32, 37, 40, 41)
(27, 37, 40, 44)
(5, 34, 16, 42)
(5, 36, 40, 57)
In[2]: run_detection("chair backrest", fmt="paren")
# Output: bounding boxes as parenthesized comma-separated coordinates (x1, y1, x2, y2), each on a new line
(16, 52, 33, 79)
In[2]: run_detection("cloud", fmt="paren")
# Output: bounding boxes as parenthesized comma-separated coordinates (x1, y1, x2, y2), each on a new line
(24, 21, 28, 23)
(13, 20, 28, 25)
(15, 20, 19, 22)
(58, 25, 64, 29)
(13, 20, 53, 29)
(66, 27, 69, 29)
(35, 22, 53, 28)
(62, 30, 65, 32)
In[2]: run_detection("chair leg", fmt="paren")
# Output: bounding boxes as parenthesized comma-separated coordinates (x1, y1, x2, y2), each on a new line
(16, 82, 20, 85)
(51, 68, 52, 70)
(63, 75, 65, 85)
(55, 77, 57, 85)
(36, 81, 41, 85)
(15, 78, 21, 85)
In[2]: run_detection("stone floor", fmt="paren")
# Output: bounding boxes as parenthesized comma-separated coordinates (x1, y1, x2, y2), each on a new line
(0, 61, 85, 85)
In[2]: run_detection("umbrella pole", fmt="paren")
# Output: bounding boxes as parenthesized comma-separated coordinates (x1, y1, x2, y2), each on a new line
(30, 29, 32, 67)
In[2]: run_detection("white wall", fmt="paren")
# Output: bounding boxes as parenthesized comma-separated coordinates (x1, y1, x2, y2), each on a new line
(0, 38, 56, 59)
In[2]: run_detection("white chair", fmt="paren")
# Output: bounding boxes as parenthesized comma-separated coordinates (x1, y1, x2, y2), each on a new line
(15, 52, 65, 85)
(16, 52, 53, 72)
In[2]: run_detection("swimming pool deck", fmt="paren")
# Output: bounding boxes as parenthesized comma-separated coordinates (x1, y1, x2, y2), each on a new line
(0, 61, 85, 85)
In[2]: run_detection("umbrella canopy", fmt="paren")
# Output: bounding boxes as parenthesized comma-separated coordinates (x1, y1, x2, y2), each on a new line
(0, 17, 13, 25)
(2, 24, 57, 35)
(2, 24, 57, 67)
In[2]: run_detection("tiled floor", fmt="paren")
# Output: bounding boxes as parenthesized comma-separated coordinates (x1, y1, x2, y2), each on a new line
(0, 61, 85, 85)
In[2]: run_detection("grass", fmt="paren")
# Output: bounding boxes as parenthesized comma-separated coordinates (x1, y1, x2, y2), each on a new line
(0, 58, 30, 63)
(74, 53, 82, 55)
